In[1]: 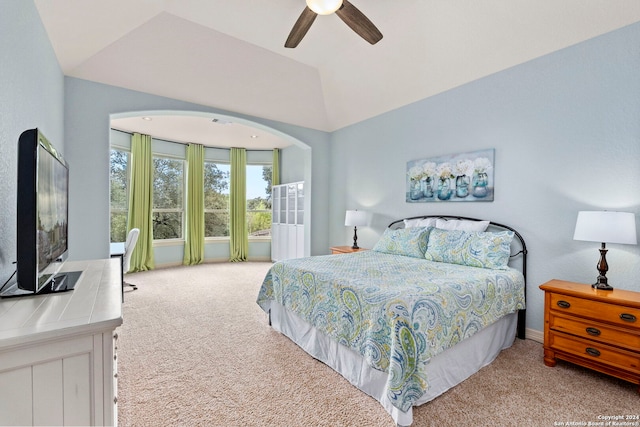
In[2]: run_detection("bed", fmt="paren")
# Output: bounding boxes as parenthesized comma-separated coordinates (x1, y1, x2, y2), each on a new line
(257, 215, 527, 426)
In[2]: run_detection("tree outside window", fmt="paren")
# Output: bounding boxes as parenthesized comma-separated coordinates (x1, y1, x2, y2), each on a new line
(246, 164, 272, 237)
(110, 149, 129, 242)
(204, 162, 230, 237)
(152, 156, 184, 239)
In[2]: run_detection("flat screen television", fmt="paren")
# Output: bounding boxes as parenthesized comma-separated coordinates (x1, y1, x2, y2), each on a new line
(1, 129, 78, 298)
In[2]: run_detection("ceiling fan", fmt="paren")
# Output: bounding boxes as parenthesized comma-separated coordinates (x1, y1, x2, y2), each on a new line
(285, 0, 383, 48)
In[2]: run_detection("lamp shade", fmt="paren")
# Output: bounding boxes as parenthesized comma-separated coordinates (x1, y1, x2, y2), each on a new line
(573, 211, 637, 245)
(306, 0, 343, 15)
(345, 210, 367, 227)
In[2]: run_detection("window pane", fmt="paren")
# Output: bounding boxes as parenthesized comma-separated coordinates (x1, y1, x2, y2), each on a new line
(204, 163, 230, 238)
(262, 165, 273, 206)
(110, 149, 129, 242)
(247, 209, 272, 236)
(153, 157, 184, 209)
(153, 211, 182, 239)
(247, 164, 273, 237)
(204, 163, 230, 209)
(110, 211, 128, 243)
(110, 150, 129, 209)
(152, 156, 184, 240)
(205, 211, 229, 237)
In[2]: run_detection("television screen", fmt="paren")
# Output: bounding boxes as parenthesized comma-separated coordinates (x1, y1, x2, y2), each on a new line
(0, 129, 72, 297)
(35, 138, 69, 289)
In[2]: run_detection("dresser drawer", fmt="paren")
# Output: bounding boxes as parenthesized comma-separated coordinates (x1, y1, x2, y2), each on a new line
(549, 332, 640, 374)
(549, 312, 640, 351)
(550, 293, 640, 329)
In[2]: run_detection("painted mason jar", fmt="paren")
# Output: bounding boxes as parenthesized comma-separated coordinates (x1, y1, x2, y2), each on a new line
(410, 179, 423, 200)
(455, 175, 469, 198)
(421, 176, 434, 198)
(473, 172, 489, 198)
(437, 177, 452, 200)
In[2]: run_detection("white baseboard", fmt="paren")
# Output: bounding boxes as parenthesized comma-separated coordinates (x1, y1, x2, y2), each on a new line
(526, 328, 543, 343)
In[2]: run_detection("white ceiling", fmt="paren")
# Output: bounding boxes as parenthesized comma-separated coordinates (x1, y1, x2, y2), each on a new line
(35, 0, 640, 148)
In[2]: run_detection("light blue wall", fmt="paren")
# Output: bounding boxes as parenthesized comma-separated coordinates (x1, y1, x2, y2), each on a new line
(281, 144, 307, 183)
(65, 78, 330, 262)
(0, 1, 65, 285)
(329, 22, 640, 333)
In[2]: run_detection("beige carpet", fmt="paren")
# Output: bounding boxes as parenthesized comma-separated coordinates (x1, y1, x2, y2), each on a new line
(117, 262, 638, 427)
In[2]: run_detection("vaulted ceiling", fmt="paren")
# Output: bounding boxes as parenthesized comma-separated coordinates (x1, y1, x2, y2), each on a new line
(36, 0, 640, 134)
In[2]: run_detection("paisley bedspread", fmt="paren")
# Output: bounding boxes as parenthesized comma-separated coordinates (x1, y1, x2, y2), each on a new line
(256, 250, 525, 412)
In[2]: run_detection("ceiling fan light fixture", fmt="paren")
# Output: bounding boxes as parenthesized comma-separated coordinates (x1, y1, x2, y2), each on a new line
(306, 0, 342, 15)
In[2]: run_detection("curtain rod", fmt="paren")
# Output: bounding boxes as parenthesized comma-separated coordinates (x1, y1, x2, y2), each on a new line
(110, 128, 275, 152)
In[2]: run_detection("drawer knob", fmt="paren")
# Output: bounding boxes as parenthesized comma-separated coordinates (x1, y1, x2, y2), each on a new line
(585, 347, 601, 357)
(585, 327, 601, 336)
(557, 300, 571, 309)
(620, 313, 637, 323)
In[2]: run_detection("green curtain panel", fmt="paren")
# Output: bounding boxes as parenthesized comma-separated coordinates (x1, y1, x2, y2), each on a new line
(183, 143, 205, 265)
(272, 148, 280, 186)
(229, 147, 248, 262)
(127, 133, 155, 271)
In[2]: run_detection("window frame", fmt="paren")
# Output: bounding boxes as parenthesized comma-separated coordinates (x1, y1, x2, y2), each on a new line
(245, 162, 273, 241)
(109, 147, 131, 243)
(151, 153, 186, 242)
(204, 161, 231, 240)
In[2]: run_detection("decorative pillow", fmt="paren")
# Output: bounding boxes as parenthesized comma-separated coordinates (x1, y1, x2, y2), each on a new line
(435, 218, 490, 232)
(372, 227, 431, 258)
(424, 228, 514, 269)
(403, 217, 438, 228)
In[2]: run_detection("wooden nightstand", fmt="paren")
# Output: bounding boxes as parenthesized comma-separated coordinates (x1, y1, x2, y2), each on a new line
(330, 246, 368, 254)
(539, 279, 640, 392)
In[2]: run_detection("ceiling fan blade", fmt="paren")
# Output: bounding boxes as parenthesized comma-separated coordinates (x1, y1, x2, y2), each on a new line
(335, 0, 383, 45)
(285, 7, 317, 48)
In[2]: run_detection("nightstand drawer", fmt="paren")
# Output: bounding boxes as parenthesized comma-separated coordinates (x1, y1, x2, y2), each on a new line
(549, 332, 640, 375)
(549, 312, 640, 351)
(550, 293, 640, 329)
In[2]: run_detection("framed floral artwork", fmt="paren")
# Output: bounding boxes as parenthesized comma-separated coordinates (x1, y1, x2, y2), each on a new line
(406, 148, 494, 202)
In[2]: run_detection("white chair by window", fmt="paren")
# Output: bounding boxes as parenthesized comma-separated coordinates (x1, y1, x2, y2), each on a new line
(123, 228, 140, 291)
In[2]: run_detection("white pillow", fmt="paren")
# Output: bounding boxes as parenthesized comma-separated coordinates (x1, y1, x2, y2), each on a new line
(403, 217, 438, 228)
(435, 218, 490, 232)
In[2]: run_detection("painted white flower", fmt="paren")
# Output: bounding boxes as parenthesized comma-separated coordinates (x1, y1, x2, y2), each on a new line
(422, 162, 437, 178)
(455, 159, 474, 176)
(408, 165, 423, 180)
(436, 162, 454, 179)
(474, 157, 493, 173)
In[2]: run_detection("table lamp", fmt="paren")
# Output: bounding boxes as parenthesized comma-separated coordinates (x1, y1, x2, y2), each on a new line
(345, 210, 367, 249)
(573, 211, 637, 290)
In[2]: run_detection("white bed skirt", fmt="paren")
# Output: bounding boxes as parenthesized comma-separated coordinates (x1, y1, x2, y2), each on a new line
(267, 301, 518, 426)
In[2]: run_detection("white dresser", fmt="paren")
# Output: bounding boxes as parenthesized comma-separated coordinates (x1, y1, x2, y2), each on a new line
(0, 259, 123, 426)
